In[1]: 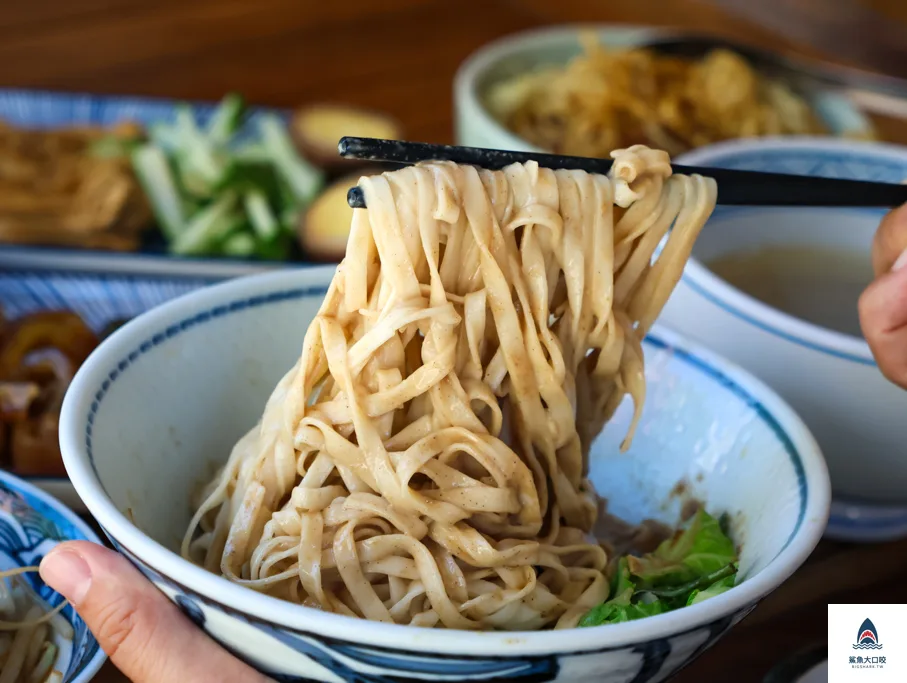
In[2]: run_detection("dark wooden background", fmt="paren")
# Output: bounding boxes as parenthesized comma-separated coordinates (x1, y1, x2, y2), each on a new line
(1, 0, 906, 144)
(2, 1, 905, 681)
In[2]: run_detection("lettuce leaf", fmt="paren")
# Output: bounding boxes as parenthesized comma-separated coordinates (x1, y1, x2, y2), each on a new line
(578, 559, 675, 626)
(627, 509, 736, 587)
(686, 565, 738, 605)
(610, 557, 634, 604)
(643, 563, 738, 603)
(578, 558, 632, 626)
(578, 598, 666, 626)
(578, 509, 739, 627)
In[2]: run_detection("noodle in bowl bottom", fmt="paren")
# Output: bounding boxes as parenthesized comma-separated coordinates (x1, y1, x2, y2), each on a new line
(59, 267, 830, 683)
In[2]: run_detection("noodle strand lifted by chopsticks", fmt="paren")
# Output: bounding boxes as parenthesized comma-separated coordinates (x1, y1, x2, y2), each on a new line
(183, 145, 717, 630)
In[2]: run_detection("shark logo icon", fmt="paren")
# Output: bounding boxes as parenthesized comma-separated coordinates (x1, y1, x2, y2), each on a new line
(854, 618, 883, 650)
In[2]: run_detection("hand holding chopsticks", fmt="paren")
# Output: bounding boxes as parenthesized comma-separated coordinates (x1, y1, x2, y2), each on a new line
(339, 136, 907, 210)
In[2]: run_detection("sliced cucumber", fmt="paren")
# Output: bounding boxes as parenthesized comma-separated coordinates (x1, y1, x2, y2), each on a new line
(174, 105, 201, 138)
(148, 122, 181, 151)
(136, 99, 319, 262)
(233, 142, 270, 163)
(222, 231, 257, 257)
(131, 145, 187, 240)
(258, 114, 324, 205)
(280, 206, 300, 235)
(244, 190, 279, 240)
(175, 105, 227, 185)
(170, 193, 240, 255)
(174, 153, 210, 198)
(207, 93, 246, 144)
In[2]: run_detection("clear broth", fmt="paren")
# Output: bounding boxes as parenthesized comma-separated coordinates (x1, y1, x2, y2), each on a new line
(705, 245, 874, 337)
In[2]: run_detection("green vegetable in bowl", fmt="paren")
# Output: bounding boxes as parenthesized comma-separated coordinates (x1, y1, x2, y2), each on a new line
(686, 570, 737, 606)
(579, 510, 738, 627)
(124, 93, 325, 259)
(627, 507, 736, 585)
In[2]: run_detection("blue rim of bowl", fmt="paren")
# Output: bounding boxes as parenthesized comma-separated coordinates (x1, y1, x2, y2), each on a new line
(62, 270, 827, 655)
(680, 275, 874, 366)
(673, 137, 907, 368)
(0, 470, 108, 682)
(824, 497, 907, 542)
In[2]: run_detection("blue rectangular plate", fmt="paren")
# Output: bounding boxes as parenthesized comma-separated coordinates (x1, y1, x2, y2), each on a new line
(0, 87, 316, 280)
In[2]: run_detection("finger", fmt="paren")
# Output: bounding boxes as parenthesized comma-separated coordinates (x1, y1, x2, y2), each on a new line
(859, 264, 907, 389)
(871, 203, 907, 276)
(39, 541, 269, 683)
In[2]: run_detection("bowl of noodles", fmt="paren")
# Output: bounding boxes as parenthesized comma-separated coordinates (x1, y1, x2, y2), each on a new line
(454, 25, 874, 156)
(59, 150, 829, 682)
(0, 469, 105, 683)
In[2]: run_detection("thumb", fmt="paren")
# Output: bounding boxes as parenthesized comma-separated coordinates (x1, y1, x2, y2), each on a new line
(859, 262, 907, 389)
(39, 541, 269, 683)
(871, 203, 907, 276)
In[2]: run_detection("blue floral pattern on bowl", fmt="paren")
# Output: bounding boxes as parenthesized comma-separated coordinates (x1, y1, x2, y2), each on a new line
(0, 471, 106, 682)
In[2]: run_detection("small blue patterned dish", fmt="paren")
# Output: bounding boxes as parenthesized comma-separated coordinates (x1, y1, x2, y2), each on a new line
(58, 267, 830, 683)
(0, 469, 106, 682)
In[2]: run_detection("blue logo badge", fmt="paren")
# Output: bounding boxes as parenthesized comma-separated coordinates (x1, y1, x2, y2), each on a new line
(854, 618, 883, 650)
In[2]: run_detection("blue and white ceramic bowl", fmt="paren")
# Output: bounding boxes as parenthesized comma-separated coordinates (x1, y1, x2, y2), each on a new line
(0, 469, 106, 682)
(658, 138, 907, 542)
(58, 267, 830, 683)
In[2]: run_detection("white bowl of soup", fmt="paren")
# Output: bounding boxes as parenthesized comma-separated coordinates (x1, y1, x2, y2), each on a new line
(58, 265, 828, 682)
(658, 137, 907, 535)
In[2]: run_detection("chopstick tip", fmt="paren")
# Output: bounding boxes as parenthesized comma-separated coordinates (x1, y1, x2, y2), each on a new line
(338, 137, 352, 158)
(347, 186, 366, 209)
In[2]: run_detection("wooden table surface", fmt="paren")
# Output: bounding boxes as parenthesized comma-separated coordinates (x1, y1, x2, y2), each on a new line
(3, 1, 906, 681)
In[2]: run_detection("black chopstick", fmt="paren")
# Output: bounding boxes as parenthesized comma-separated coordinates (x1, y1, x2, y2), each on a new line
(339, 137, 907, 210)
